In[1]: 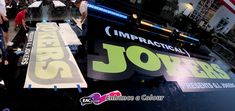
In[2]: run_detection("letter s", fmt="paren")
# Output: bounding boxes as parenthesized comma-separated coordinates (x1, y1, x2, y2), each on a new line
(35, 61, 72, 79)
(211, 63, 230, 79)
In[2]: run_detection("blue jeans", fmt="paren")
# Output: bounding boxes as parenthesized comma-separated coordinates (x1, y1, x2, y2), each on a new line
(0, 27, 7, 61)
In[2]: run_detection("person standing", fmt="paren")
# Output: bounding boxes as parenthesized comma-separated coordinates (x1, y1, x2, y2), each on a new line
(0, 0, 14, 46)
(74, 0, 88, 58)
(74, 0, 87, 24)
(7, 0, 18, 18)
(74, 0, 87, 36)
(0, 14, 9, 65)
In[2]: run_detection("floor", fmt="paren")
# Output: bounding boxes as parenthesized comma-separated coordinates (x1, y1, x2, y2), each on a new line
(8, 19, 18, 42)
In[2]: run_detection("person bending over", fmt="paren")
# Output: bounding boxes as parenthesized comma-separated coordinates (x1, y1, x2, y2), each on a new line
(15, 6, 28, 32)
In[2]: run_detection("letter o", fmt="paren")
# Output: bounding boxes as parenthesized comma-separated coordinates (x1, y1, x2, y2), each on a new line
(126, 46, 161, 71)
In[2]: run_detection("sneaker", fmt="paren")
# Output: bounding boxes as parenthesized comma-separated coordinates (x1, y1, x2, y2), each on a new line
(4, 60, 9, 65)
(15, 26, 20, 31)
(7, 41, 14, 46)
(0, 80, 4, 85)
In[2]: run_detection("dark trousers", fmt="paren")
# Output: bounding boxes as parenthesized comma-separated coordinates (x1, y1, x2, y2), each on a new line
(14, 25, 28, 48)
(0, 27, 7, 60)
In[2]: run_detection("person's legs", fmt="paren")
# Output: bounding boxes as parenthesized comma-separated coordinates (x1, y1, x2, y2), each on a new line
(0, 44, 8, 65)
(16, 25, 28, 47)
(3, 31, 9, 44)
(0, 28, 8, 65)
(19, 25, 27, 38)
(1, 19, 13, 46)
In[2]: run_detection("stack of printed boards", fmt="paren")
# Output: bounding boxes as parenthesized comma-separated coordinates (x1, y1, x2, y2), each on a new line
(24, 22, 87, 89)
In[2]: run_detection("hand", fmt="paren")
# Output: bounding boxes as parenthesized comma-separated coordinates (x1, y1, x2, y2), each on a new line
(80, 20, 84, 24)
(0, 18, 2, 24)
(76, 18, 81, 23)
(2, 16, 8, 21)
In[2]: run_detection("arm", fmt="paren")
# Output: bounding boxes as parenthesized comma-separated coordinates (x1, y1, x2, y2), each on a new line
(2, 16, 8, 21)
(0, 9, 8, 21)
(0, 13, 3, 24)
(79, 2, 87, 24)
(22, 19, 27, 31)
(0, 16, 2, 24)
(21, 11, 27, 31)
(0, 14, 8, 22)
(80, 11, 87, 24)
(8, 1, 12, 8)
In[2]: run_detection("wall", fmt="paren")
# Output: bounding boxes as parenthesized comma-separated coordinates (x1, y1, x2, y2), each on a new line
(208, 6, 235, 34)
(176, 0, 235, 34)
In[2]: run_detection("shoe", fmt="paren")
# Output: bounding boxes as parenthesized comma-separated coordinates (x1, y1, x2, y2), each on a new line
(0, 80, 4, 85)
(15, 26, 20, 31)
(7, 41, 14, 46)
(4, 60, 9, 65)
